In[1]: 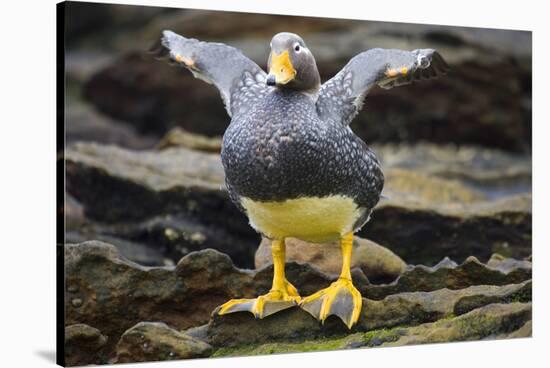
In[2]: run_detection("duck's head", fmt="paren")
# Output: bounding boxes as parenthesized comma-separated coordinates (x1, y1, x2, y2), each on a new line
(266, 32, 320, 92)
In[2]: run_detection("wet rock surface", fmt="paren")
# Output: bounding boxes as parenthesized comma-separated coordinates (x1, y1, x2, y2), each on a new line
(64, 240, 336, 360)
(375, 144, 532, 193)
(156, 127, 222, 152)
(362, 153, 531, 265)
(115, 322, 212, 363)
(65, 324, 108, 366)
(206, 281, 531, 348)
(64, 241, 250, 357)
(64, 141, 531, 268)
(363, 255, 531, 300)
(211, 303, 532, 356)
(64, 240, 532, 364)
(65, 102, 157, 150)
(382, 303, 532, 346)
(65, 142, 259, 268)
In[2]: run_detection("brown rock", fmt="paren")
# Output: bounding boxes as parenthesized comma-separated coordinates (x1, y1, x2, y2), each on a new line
(365, 256, 531, 300)
(65, 142, 259, 268)
(65, 242, 244, 359)
(362, 193, 531, 265)
(65, 142, 531, 268)
(375, 143, 531, 187)
(487, 253, 533, 273)
(115, 322, 212, 363)
(64, 240, 531, 355)
(500, 320, 532, 339)
(384, 303, 532, 346)
(65, 240, 532, 361)
(66, 144, 532, 268)
(65, 324, 108, 366)
(207, 282, 531, 348)
(65, 102, 157, 149)
(383, 168, 486, 204)
(64, 241, 333, 359)
(211, 303, 532, 357)
(156, 127, 222, 152)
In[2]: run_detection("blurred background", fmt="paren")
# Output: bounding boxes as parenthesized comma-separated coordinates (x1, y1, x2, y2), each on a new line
(64, 2, 532, 270)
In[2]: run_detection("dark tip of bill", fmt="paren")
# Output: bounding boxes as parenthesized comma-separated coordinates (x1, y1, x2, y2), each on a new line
(266, 75, 276, 86)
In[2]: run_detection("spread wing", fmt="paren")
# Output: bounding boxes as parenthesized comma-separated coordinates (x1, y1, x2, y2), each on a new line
(150, 30, 269, 118)
(315, 48, 449, 126)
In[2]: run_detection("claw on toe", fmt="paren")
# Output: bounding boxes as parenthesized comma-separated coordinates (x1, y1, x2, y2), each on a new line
(216, 281, 301, 319)
(299, 278, 362, 329)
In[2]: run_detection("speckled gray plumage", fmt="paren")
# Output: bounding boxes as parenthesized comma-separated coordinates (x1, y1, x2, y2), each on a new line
(221, 89, 384, 223)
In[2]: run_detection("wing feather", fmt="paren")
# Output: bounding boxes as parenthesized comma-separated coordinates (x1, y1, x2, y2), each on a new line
(150, 30, 269, 118)
(316, 48, 449, 125)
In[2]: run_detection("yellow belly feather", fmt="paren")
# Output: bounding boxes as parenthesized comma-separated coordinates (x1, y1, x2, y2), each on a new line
(241, 195, 363, 243)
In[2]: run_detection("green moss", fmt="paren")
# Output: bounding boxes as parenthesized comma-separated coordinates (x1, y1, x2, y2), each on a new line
(439, 313, 456, 321)
(362, 328, 402, 346)
(506, 287, 531, 304)
(212, 328, 405, 358)
(212, 335, 354, 357)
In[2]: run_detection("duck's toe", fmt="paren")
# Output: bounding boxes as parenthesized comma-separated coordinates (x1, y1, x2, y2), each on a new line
(299, 278, 362, 329)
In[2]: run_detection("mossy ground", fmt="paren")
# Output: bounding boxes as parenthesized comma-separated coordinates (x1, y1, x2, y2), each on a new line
(211, 328, 401, 357)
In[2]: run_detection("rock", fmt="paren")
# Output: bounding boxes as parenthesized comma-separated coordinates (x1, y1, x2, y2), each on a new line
(362, 281, 531, 331)
(211, 303, 531, 356)
(65, 240, 532, 362)
(64, 194, 85, 230)
(207, 281, 531, 348)
(499, 320, 532, 339)
(487, 253, 533, 273)
(65, 102, 157, 149)
(361, 193, 532, 265)
(361, 144, 532, 265)
(64, 239, 530, 350)
(211, 332, 368, 357)
(360, 165, 530, 264)
(64, 241, 333, 358)
(79, 9, 530, 152)
(65, 229, 173, 267)
(65, 142, 225, 202)
(255, 236, 406, 283)
(365, 256, 531, 300)
(84, 51, 231, 137)
(156, 127, 222, 152)
(65, 50, 114, 85)
(383, 303, 532, 346)
(65, 324, 108, 366)
(67, 213, 253, 267)
(115, 322, 212, 363)
(183, 324, 209, 341)
(452, 280, 531, 315)
(65, 142, 531, 268)
(375, 144, 532, 196)
(382, 168, 486, 204)
(65, 142, 259, 268)
(65, 242, 247, 353)
(64, 2, 167, 48)
(207, 308, 345, 349)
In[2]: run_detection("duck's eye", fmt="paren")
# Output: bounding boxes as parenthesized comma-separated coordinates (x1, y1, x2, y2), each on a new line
(294, 43, 301, 53)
